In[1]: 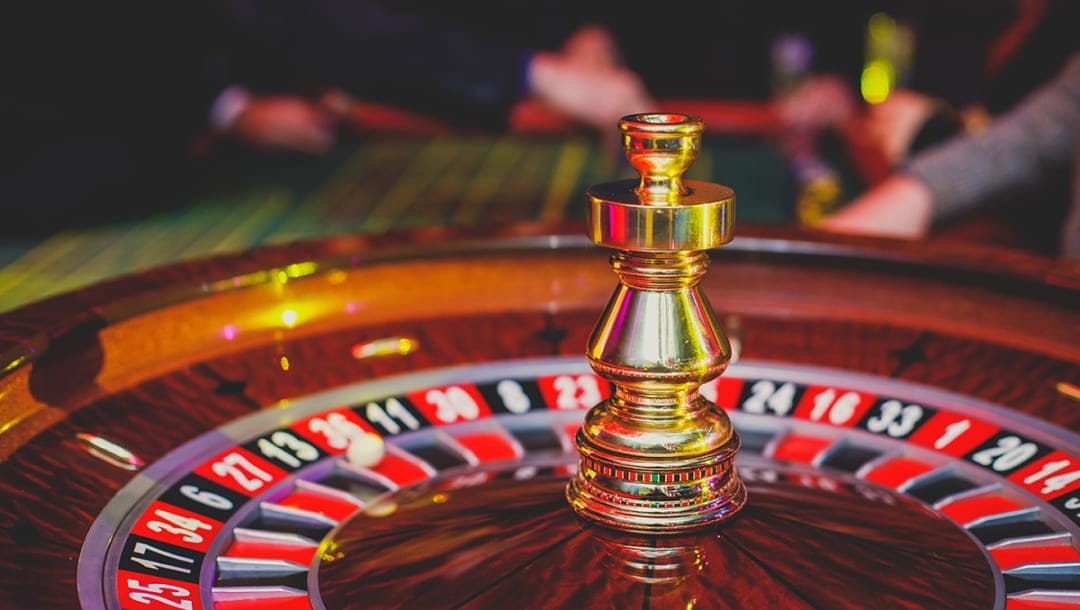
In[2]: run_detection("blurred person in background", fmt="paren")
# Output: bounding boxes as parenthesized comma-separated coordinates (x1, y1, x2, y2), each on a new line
(819, 0, 1079, 258)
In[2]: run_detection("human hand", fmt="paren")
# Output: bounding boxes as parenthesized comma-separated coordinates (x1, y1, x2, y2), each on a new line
(228, 96, 336, 155)
(773, 75, 857, 134)
(527, 51, 655, 133)
(817, 174, 934, 239)
(560, 24, 621, 70)
(860, 89, 937, 166)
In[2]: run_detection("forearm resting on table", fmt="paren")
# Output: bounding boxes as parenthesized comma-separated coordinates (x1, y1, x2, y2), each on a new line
(823, 54, 1080, 240)
(821, 174, 934, 238)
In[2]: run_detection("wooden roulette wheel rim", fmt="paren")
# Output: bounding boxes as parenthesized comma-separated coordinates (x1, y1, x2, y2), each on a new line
(0, 222, 1077, 609)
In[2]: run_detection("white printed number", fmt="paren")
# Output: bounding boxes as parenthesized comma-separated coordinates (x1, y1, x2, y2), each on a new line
(128, 542, 194, 576)
(972, 436, 1039, 472)
(1022, 459, 1080, 495)
(125, 580, 193, 609)
(146, 509, 212, 544)
(1064, 497, 1080, 519)
(933, 419, 971, 450)
(552, 376, 602, 410)
(211, 453, 273, 492)
(496, 380, 531, 414)
(426, 386, 481, 423)
(178, 484, 233, 511)
(307, 412, 369, 450)
(742, 381, 795, 416)
(808, 389, 860, 425)
(256, 431, 319, 469)
(865, 400, 924, 437)
(365, 398, 421, 435)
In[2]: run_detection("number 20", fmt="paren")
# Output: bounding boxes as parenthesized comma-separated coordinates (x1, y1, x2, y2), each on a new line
(972, 436, 1038, 472)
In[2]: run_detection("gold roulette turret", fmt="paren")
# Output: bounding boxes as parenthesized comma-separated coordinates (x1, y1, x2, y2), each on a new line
(566, 113, 747, 533)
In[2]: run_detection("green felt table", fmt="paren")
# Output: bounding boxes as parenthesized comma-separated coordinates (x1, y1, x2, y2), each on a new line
(0, 130, 861, 314)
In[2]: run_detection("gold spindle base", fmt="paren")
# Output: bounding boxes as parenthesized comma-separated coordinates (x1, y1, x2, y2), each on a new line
(567, 414, 746, 533)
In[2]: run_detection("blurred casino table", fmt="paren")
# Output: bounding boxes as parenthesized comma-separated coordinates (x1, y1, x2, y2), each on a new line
(0, 125, 868, 314)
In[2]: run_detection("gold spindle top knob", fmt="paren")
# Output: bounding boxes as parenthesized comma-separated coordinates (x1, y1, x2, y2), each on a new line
(589, 113, 735, 252)
(620, 113, 703, 204)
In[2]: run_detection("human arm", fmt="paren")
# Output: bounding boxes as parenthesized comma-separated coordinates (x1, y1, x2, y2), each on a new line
(818, 174, 934, 238)
(207, 85, 338, 154)
(903, 53, 1080, 221)
(821, 53, 1080, 237)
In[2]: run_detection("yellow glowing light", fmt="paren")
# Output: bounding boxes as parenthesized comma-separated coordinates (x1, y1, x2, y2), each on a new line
(0, 409, 32, 436)
(280, 356, 290, 371)
(281, 309, 299, 328)
(245, 300, 337, 333)
(867, 12, 896, 43)
(285, 261, 318, 279)
(1, 354, 27, 377)
(1057, 382, 1080, 401)
(351, 337, 419, 359)
(432, 493, 449, 504)
(861, 60, 894, 104)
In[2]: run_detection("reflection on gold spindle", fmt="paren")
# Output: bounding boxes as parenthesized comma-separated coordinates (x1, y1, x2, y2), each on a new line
(566, 113, 746, 533)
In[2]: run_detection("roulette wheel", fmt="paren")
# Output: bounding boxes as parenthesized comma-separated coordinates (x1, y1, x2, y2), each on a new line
(0, 114, 1078, 610)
